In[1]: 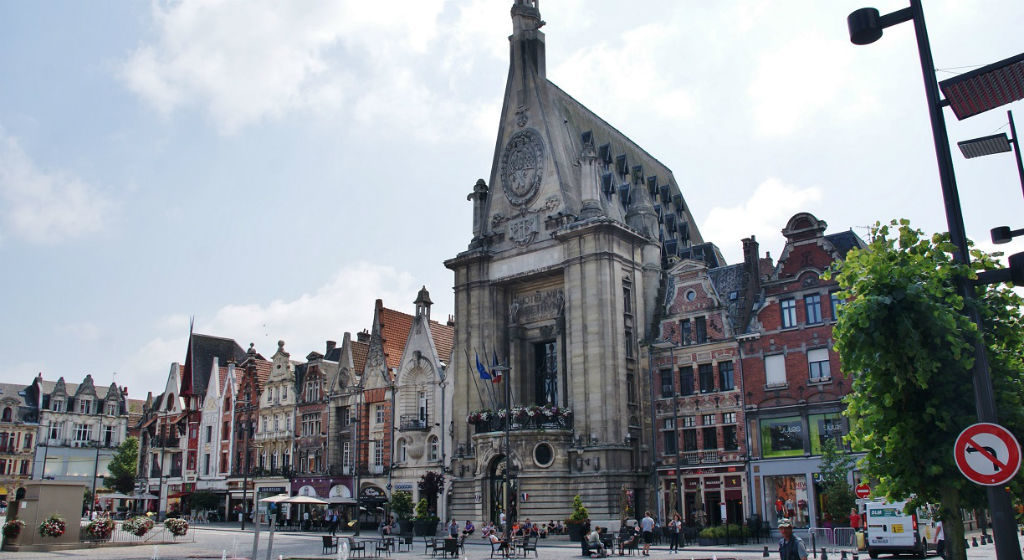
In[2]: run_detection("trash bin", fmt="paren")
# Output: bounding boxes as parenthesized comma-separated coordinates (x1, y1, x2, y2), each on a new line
(856, 530, 865, 550)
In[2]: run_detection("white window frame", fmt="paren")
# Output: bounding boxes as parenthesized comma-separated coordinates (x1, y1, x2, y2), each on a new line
(808, 348, 831, 381)
(765, 354, 787, 386)
(780, 298, 797, 328)
(428, 436, 439, 462)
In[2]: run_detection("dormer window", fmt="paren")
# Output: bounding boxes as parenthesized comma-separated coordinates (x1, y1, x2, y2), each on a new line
(106, 403, 117, 416)
(78, 398, 92, 414)
(52, 398, 64, 412)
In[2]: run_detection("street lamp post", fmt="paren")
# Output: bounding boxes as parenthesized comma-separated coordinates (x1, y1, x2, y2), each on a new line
(847, 4, 1022, 560)
(491, 363, 512, 544)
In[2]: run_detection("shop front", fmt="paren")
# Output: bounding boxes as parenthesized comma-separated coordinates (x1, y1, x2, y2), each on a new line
(662, 466, 746, 527)
(358, 485, 388, 530)
(254, 481, 288, 523)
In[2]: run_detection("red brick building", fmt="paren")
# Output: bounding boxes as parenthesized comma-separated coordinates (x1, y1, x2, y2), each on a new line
(740, 212, 866, 530)
(652, 237, 761, 526)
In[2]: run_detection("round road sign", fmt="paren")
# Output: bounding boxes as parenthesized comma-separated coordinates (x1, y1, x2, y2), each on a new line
(855, 483, 871, 499)
(953, 423, 1022, 486)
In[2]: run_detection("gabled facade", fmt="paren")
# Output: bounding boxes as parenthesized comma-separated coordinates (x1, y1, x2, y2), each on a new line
(0, 382, 39, 503)
(196, 358, 236, 497)
(31, 374, 129, 498)
(740, 212, 866, 530)
(447, 0, 704, 524)
(227, 344, 271, 517)
(651, 239, 761, 525)
(389, 287, 455, 520)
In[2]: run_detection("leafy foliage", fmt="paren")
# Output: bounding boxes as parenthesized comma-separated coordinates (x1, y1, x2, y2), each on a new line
(830, 220, 1024, 560)
(817, 438, 855, 523)
(414, 498, 432, 521)
(417, 471, 445, 516)
(188, 490, 220, 511)
(389, 490, 414, 520)
(567, 494, 589, 523)
(104, 436, 139, 494)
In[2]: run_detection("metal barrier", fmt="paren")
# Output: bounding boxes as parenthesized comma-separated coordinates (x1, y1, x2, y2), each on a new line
(79, 520, 197, 544)
(833, 528, 857, 548)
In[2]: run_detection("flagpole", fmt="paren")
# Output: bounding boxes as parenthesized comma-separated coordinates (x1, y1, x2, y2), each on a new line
(464, 348, 489, 412)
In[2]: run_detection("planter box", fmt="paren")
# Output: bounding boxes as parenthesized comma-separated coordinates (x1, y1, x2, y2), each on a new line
(567, 523, 587, 542)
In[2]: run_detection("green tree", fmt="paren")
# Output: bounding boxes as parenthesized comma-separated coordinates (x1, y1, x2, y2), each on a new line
(188, 490, 220, 512)
(104, 436, 139, 494)
(417, 472, 445, 517)
(817, 438, 855, 525)
(830, 220, 1024, 560)
(389, 490, 414, 520)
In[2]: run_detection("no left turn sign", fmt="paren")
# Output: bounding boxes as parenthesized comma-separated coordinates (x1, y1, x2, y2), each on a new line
(953, 423, 1022, 486)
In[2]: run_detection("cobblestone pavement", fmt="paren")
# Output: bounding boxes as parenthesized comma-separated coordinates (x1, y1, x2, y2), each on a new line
(4, 525, 1018, 560)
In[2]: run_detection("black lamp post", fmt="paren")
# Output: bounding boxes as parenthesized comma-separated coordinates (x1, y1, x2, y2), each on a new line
(491, 363, 511, 545)
(847, 4, 1022, 560)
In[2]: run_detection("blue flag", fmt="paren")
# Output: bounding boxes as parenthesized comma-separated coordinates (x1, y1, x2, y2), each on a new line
(476, 353, 491, 380)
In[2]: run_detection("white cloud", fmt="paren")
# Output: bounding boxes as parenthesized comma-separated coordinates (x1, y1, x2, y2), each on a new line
(747, 31, 875, 138)
(120, 262, 432, 390)
(119, 0, 454, 135)
(700, 178, 823, 263)
(553, 23, 699, 122)
(0, 129, 113, 244)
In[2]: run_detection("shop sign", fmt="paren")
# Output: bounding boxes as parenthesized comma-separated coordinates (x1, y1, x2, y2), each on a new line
(704, 479, 721, 489)
(361, 487, 383, 498)
(260, 487, 286, 494)
(395, 483, 414, 491)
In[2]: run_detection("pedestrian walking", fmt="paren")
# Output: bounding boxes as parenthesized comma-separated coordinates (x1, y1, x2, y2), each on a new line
(668, 513, 682, 552)
(778, 519, 808, 560)
(640, 511, 655, 556)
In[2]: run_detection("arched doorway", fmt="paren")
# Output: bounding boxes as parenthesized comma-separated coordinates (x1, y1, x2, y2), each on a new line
(488, 455, 518, 526)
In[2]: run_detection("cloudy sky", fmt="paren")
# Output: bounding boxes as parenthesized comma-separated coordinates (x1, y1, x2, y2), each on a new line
(2, 1, 1022, 400)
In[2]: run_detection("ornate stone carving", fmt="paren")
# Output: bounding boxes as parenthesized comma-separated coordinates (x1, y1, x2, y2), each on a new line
(500, 128, 545, 207)
(515, 105, 528, 127)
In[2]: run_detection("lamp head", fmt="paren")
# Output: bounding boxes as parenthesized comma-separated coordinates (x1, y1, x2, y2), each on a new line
(991, 226, 1013, 244)
(848, 7, 883, 45)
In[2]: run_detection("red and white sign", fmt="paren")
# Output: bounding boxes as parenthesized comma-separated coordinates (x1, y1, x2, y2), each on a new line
(953, 423, 1022, 486)
(855, 483, 871, 499)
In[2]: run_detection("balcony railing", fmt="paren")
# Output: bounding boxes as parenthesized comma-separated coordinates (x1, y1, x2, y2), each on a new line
(677, 450, 725, 465)
(399, 414, 429, 431)
(41, 439, 120, 449)
(471, 414, 573, 434)
(152, 436, 181, 448)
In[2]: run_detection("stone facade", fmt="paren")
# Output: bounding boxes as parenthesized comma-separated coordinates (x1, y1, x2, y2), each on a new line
(0, 383, 38, 504)
(446, 0, 704, 526)
(30, 374, 129, 502)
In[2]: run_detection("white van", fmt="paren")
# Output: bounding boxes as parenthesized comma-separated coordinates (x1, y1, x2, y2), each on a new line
(864, 500, 941, 558)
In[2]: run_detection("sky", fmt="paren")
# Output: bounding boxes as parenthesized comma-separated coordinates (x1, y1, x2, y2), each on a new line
(2, 0, 1022, 401)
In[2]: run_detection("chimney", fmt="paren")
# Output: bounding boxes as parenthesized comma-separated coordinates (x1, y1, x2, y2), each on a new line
(357, 329, 371, 344)
(326, 340, 337, 354)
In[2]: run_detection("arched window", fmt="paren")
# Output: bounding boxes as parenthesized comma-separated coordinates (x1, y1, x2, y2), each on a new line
(398, 439, 408, 463)
(428, 436, 439, 462)
(1, 407, 12, 422)
(166, 394, 175, 411)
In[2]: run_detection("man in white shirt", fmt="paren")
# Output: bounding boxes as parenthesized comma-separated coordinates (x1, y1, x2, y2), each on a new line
(640, 512, 655, 556)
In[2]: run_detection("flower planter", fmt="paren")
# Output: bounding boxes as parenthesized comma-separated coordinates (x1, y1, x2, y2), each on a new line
(567, 523, 587, 542)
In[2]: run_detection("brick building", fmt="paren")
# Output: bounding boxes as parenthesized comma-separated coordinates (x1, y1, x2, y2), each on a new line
(740, 212, 866, 529)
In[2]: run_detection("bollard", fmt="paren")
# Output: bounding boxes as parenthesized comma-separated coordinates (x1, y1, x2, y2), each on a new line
(841, 550, 848, 560)
(964, 539, 969, 550)
(821, 547, 829, 560)
(853, 553, 859, 560)
(763, 546, 770, 558)
(812, 534, 817, 558)
(972, 537, 978, 547)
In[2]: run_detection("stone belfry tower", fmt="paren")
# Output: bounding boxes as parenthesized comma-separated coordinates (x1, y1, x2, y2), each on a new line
(446, 0, 703, 524)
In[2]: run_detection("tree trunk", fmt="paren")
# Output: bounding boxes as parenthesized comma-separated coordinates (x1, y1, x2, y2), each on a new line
(939, 486, 966, 560)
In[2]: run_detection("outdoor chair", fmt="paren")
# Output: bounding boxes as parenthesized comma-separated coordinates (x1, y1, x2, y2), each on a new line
(490, 538, 509, 558)
(522, 535, 539, 557)
(424, 536, 438, 556)
(375, 537, 392, 557)
(323, 535, 338, 555)
(397, 535, 413, 552)
(348, 537, 367, 557)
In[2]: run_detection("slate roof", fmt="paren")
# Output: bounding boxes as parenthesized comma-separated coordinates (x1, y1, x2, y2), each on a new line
(39, 379, 118, 400)
(0, 383, 35, 422)
(182, 333, 247, 398)
(546, 82, 702, 248)
(825, 230, 867, 258)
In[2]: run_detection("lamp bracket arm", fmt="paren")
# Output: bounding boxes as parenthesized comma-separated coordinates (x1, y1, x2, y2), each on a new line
(879, 7, 913, 28)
